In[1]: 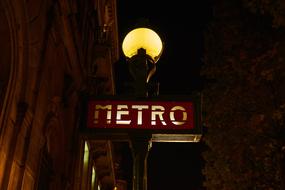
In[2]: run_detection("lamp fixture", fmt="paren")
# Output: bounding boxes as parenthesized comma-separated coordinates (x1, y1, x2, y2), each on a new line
(122, 27, 163, 63)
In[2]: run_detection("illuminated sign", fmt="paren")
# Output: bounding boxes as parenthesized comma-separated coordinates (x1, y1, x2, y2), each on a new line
(87, 100, 195, 130)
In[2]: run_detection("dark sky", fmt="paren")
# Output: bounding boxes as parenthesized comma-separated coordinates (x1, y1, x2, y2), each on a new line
(116, 0, 212, 94)
(116, 0, 212, 189)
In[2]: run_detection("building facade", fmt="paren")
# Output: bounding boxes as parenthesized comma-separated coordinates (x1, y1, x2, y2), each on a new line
(0, 0, 126, 189)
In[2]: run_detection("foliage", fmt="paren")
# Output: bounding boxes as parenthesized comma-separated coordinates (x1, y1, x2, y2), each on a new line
(201, 0, 285, 189)
(243, 0, 285, 27)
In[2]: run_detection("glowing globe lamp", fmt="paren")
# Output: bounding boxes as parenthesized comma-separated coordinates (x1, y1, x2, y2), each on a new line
(122, 27, 163, 63)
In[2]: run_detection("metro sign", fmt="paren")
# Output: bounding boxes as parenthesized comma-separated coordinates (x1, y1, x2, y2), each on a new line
(87, 100, 195, 130)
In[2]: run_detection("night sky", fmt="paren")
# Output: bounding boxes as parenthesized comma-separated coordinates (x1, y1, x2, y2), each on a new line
(116, 0, 212, 189)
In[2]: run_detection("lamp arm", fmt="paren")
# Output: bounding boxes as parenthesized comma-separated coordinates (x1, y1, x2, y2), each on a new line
(146, 65, 156, 83)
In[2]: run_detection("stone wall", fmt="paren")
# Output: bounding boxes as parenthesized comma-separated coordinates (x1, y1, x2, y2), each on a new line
(0, 0, 119, 189)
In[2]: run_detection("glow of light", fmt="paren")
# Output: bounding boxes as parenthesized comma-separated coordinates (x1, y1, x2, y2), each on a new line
(91, 167, 96, 189)
(83, 141, 89, 164)
(122, 28, 163, 63)
(151, 134, 202, 142)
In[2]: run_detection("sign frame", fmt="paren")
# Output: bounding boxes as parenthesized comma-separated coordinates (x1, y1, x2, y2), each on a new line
(80, 94, 203, 142)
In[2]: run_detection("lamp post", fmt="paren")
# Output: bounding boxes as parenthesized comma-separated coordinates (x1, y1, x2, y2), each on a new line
(122, 27, 163, 190)
(122, 27, 163, 97)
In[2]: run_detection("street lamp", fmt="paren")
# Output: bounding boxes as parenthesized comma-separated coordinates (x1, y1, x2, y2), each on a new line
(122, 27, 163, 97)
(122, 27, 163, 190)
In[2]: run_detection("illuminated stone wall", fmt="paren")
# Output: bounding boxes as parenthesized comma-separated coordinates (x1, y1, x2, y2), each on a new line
(0, 0, 121, 189)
